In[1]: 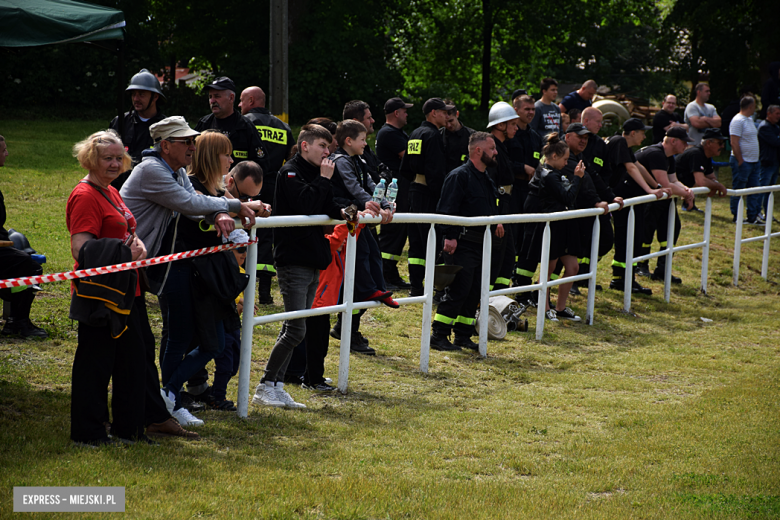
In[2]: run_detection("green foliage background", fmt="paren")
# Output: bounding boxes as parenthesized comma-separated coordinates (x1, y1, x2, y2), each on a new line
(0, 0, 778, 125)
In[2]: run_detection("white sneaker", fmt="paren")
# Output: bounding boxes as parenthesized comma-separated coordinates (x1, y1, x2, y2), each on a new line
(160, 388, 175, 415)
(172, 408, 204, 427)
(274, 383, 307, 409)
(252, 382, 285, 408)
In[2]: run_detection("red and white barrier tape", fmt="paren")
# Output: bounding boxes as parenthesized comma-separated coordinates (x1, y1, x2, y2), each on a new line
(0, 239, 258, 290)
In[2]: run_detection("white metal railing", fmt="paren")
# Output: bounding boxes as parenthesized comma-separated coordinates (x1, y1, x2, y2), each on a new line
(728, 185, 780, 285)
(234, 185, 779, 417)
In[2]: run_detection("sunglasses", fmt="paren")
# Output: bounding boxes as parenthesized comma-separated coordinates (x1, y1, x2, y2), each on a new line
(167, 137, 196, 146)
(236, 247, 247, 253)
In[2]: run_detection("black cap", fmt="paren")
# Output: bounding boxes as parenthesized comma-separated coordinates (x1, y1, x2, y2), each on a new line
(622, 117, 652, 132)
(701, 128, 728, 140)
(423, 97, 456, 114)
(565, 122, 592, 135)
(512, 89, 528, 101)
(206, 76, 237, 92)
(665, 126, 693, 143)
(384, 97, 414, 114)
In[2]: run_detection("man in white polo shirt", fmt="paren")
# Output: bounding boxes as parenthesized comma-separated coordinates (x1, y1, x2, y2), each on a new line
(729, 96, 761, 224)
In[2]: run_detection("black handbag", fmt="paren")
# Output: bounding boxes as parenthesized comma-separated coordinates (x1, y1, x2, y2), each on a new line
(190, 250, 249, 305)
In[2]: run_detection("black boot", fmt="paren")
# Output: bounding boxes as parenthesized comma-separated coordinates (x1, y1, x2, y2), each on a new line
(430, 330, 460, 351)
(256, 272, 274, 305)
(453, 334, 478, 350)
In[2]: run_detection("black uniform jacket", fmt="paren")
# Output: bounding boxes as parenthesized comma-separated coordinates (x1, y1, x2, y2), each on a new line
(526, 164, 583, 214)
(243, 107, 293, 174)
(486, 138, 514, 215)
(399, 121, 447, 199)
(582, 134, 615, 201)
(109, 109, 166, 167)
(562, 153, 603, 210)
(195, 111, 270, 173)
(436, 160, 499, 241)
(509, 126, 542, 180)
(273, 154, 345, 270)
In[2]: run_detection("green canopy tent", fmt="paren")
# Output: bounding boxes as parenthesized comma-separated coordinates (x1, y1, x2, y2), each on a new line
(0, 0, 128, 131)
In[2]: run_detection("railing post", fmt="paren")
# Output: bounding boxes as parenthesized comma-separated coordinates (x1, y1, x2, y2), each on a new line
(337, 230, 358, 393)
(761, 192, 773, 279)
(585, 215, 600, 325)
(478, 226, 492, 357)
(623, 206, 635, 312)
(663, 198, 676, 303)
(701, 196, 713, 294)
(733, 196, 745, 286)
(535, 222, 551, 340)
(237, 227, 258, 418)
(419, 223, 437, 373)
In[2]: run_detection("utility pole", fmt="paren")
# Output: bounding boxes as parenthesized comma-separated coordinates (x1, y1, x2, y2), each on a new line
(269, 0, 289, 123)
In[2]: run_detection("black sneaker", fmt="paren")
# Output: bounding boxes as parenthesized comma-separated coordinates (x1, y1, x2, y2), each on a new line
(178, 392, 206, 413)
(555, 307, 582, 322)
(302, 382, 336, 392)
(632, 280, 652, 295)
(430, 332, 461, 351)
(651, 270, 682, 285)
(569, 286, 582, 296)
(609, 278, 652, 295)
(210, 399, 238, 411)
(409, 287, 424, 297)
(453, 335, 479, 350)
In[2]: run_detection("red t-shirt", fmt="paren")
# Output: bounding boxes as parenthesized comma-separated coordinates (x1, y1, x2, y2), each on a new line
(66, 180, 140, 295)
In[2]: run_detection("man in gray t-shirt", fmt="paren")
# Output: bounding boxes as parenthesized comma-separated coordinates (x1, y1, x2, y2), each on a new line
(728, 96, 761, 223)
(684, 83, 722, 145)
(530, 77, 561, 139)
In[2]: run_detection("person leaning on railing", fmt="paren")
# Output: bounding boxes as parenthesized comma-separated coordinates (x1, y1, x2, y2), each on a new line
(252, 124, 359, 410)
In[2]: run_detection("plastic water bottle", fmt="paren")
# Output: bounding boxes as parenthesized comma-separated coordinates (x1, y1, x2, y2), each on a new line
(372, 179, 386, 203)
(386, 179, 398, 204)
(386, 178, 399, 212)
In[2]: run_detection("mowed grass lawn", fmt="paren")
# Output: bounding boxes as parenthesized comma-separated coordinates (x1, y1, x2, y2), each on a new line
(1, 119, 779, 519)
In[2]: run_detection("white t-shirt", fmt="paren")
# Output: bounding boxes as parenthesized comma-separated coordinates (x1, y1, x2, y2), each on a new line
(684, 101, 718, 145)
(729, 113, 759, 163)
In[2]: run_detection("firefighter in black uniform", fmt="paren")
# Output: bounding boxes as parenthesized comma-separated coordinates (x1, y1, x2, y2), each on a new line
(486, 101, 520, 291)
(195, 77, 270, 173)
(575, 107, 616, 290)
(431, 132, 502, 351)
(376, 97, 414, 290)
(508, 95, 542, 293)
(563, 123, 623, 295)
(441, 101, 474, 174)
(606, 118, 669, 294)
(239, 86, 293, 304)
(109, 69, 166, 190)
(634, 127, 693, 284)
(399, 97, 453, 296)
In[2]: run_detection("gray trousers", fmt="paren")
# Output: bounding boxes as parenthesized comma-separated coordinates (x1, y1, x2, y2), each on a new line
(261, 265, 319, 383)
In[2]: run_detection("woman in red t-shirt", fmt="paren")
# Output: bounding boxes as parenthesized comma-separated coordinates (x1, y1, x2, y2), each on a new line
(66, 130, 149, 447)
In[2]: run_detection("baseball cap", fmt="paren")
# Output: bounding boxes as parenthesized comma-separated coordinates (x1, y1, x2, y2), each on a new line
(423, 97, 456, 114)
(565, 123, 592, 135)
(665, 126, 693, 142)
(701, 128, 728, 140)
(622, 118, 652, 132)
(206, 76, 237, 92)
(511, 89, 528, 101)
(149, 116, 201, 142)
(384, 97, 414, 114)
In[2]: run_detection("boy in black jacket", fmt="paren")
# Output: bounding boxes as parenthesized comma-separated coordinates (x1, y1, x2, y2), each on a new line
(252, 124, 355, 409)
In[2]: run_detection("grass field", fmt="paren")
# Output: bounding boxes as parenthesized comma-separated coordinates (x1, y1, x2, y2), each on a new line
(1, 119, 779, 519)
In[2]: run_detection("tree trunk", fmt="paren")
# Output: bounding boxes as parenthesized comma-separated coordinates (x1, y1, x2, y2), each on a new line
(480, 0, 493, 111)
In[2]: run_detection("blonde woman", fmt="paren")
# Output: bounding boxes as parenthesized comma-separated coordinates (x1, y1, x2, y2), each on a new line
(67, 130, 148, 446)
(160, 131, 252, 425)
